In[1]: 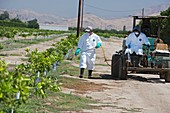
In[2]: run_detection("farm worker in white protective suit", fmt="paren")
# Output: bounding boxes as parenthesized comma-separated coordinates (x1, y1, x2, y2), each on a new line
(75, 26, 102, 78)
(125, 26, 150, 67)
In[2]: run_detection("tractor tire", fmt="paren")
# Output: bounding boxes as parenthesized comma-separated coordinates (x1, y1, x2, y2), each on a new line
(165, 61, 170, 83)
(119, 55, 128, 80)
(111, 54, 120, 78)
(165, 72, 170, 83)
(159, 72, 165, 79)
(158, 63, 165, 79)
(111, 54, 127, 79)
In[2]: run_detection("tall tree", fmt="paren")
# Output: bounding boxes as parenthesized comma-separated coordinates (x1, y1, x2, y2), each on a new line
(27, 19, 39, 29)
(0, 11, 9, 20)
(161, 7, 170, 40)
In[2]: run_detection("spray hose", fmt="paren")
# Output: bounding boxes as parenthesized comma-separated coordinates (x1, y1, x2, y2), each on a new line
(101, 46, 111, 66)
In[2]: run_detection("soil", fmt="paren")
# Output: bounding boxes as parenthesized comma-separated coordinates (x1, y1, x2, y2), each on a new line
(1, 36, 170, 113)
(0, 36, 66, 65)
(63, 37, 170, 113)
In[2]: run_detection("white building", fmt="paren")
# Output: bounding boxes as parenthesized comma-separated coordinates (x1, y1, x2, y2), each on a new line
(40, 25, 68, 31)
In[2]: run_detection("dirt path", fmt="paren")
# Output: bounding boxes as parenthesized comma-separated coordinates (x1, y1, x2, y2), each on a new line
(64, 37, 170, 113)
(1, 36, 170, 113)
(0, 36, 66, 65)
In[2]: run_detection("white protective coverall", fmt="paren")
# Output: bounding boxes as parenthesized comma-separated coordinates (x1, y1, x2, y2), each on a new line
(125, 32, 150, 55)
(78, 32, 102, 70)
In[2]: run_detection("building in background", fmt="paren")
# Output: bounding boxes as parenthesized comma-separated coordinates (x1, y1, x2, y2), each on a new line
(40, 24, 68, 31)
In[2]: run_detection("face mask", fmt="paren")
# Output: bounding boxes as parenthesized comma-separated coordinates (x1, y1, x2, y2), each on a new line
(134, 31, 139, 36)
(87, 32, 92, 36)
(87, 32, 90, 36)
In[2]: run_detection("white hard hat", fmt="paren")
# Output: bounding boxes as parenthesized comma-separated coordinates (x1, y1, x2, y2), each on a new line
(85, 26, 93, 32)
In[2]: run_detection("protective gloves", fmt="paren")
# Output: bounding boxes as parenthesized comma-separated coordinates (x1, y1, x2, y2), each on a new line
(146, 42, 150, 48)
(75, 48, 81, 56)
(95, 42, 101, 48)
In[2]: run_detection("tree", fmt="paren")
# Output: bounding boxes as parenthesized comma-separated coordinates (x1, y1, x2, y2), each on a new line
(10, 18, 22, 23)
(0, 11, 9, 20)
(27, 19, 39, 29)
(160, 7, 170, 45)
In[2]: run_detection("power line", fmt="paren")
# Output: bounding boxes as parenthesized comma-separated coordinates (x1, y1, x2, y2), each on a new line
(85, 3, 141, 13)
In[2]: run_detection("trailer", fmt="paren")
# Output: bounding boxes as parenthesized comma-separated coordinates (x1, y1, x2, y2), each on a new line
(111, 16, 170, 82)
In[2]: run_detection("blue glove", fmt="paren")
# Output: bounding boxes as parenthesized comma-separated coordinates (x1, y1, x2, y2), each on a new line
(75, 48, 81, 56)
(95, 42, 101, 48)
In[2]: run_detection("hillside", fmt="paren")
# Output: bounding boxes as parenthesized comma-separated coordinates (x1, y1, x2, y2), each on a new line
(0, 9, 67, 25)
(0, 3, 169, 30)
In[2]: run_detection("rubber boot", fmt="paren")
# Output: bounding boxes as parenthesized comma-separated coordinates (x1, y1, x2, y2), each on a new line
(88, 70, 93, 79)
(79, 68, 84, 78)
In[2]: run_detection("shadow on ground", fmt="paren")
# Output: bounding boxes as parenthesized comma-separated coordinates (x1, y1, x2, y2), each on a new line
(128, 74, 165, 84)
(88, 74, 113, 80)
(91, 74, 166, 84)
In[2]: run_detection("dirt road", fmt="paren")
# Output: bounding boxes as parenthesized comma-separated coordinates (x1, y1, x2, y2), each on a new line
(0, 36, 66, 65)
(79, 37, 170, 113)
(1, 36, 170, 113)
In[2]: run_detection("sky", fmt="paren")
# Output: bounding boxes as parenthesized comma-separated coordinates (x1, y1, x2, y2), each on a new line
(0, 0, 170, 18)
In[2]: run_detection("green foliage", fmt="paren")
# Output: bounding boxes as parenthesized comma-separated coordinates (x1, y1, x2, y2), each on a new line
(27, 19, 39, 29)
(0, 20, 27, 28)
(16, 91, 96, 113)
(0, 48, 62, 112)
(0, 26, 66, 39)
(136, 7, 170, 45)
(10, 18, 22, 23)
(161, 7, 170, 16)
(97, 32, 126, 38)
(0, 34, 79, 112)
(53, 34, 78, 55)
(69, 27, 128, 38)
(0, 11, 40, 29)
(0, 60, 33, 112)
(160, 7, 170, 45)
(26, 48, 62, 73)
(0, 44, 3, 49)
(150, 20, 159, 36)
(0, 11, 9, 20)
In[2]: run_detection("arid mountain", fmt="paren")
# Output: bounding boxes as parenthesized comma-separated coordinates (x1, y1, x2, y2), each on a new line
(77, 3, 170, 30)
(0, 3, 169, 30)
(0, 9, 68, 25)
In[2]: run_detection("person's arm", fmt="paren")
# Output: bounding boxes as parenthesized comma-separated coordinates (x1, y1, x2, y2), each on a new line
(126, 33, 132, 48)
(95, 35, 102, 48)
(78, 35, 84, 49)
(143, 33, 150, 47)
(75, 34, 84, 56)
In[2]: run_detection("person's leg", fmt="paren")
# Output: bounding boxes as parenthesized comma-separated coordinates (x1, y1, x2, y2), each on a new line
(79, 68, 84, 78)
(88, 70, 93, 79)
(136, 49, 143, 67)
(138, 55, 143, 67)
(79, 52, 87, 78)
(87, 51, 96, 78)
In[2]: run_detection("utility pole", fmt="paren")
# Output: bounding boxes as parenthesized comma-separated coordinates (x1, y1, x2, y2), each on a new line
(142, 8, 144, 17)
(81, 0, 84, 32)
(76, 0, 82, 38)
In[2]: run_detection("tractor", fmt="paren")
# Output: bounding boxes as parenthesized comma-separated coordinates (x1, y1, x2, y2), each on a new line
(111, 15, 170, 82)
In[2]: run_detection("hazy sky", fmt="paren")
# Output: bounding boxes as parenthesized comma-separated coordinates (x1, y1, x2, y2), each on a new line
(0, 0, 170, 18)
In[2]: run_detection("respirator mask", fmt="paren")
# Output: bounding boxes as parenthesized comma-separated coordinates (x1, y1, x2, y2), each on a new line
(134, 31, 139, 35)
(134, 31, 140, 37)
